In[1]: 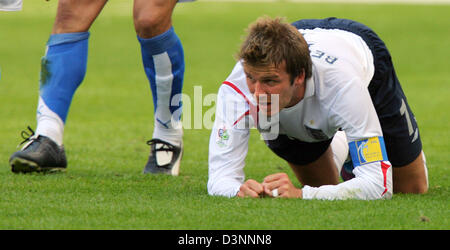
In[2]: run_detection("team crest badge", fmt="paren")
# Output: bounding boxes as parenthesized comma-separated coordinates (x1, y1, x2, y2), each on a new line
(216, 126, 230, 148)
(304, 125, 328, 140)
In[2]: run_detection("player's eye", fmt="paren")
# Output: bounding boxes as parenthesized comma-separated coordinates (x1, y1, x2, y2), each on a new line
(262, 79, 278, 85)
(246, 74, 255, 83)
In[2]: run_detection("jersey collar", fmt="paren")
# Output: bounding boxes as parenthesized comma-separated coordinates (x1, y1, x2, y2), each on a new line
(304, 73, 315, 99)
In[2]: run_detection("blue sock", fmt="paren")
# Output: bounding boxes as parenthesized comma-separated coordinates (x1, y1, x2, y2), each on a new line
(39, 32, 89, 123)
(138, 27, 185, 137)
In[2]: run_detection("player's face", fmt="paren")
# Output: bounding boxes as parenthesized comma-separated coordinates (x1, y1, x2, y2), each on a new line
(244, 62, 305, 116)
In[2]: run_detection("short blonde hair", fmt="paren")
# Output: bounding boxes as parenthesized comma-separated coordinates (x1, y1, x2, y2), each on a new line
(238, 17, 312, 82)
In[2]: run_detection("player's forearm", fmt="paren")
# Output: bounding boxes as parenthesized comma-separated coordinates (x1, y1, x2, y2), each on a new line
(207, 177, 242, 197)
(207, 127, 249, 197)
(302, 161, 393, 200)
(208, 153, 246, 197)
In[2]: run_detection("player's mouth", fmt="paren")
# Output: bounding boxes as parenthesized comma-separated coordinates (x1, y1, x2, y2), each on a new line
(258, 102, 280, 116)
(258, 102, 271, 109)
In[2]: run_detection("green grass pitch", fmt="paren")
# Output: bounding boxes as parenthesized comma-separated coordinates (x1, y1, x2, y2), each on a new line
(0, 1, 448, 229)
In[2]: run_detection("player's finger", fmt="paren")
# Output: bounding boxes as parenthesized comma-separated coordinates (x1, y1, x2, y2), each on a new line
(262, 181, 285, 197)
(262, 179, 282, 192)
(277, 185, 288, 198)
(263, 184, 272, 197)
(246, 179, 264, 194)
(239, 180, 263, 198)
(239, 187, 260, 198)
(263, 173, 288, 183)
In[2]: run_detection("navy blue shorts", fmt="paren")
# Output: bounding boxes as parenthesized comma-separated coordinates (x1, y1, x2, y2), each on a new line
(266, 18, 422, 167)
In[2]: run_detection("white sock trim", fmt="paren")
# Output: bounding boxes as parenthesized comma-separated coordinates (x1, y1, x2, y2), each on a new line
(35, 97, 65, 146)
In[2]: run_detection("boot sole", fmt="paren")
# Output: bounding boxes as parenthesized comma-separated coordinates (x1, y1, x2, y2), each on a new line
(10, 157, 66, 174)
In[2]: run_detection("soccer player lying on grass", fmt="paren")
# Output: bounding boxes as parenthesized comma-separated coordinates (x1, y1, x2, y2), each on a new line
(9, 0, 195, 176)
(208, 17, 428, 200)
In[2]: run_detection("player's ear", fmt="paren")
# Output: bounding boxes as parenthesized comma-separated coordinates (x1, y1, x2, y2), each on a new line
(292, 70, 305, 86)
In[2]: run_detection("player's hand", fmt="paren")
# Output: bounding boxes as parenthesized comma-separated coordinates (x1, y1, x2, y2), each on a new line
(237, 179, 265, 198)
(262, 173, 303, 198)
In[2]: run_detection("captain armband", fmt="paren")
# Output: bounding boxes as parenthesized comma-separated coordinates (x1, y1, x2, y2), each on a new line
(348, 136, 388, 167)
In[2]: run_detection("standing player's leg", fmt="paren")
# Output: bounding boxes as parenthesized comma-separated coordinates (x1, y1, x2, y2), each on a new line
(133, 0, 186, 175)
(9, 0, 107, 173)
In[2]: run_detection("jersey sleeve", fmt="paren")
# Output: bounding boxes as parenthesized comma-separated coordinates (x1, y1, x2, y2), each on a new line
(302, 160, 392, 200)
(207, 83, 252, 197)
(301, 76, 393, 200)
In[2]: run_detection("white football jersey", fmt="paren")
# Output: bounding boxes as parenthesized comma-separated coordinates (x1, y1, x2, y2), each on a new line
(208, 28, 393, 200)
(0, 0, 22, 11)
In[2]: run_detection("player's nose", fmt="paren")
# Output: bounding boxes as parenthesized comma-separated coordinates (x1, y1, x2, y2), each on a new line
(253, 82, 267, 96)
